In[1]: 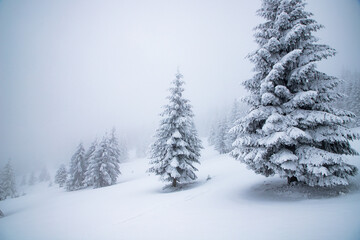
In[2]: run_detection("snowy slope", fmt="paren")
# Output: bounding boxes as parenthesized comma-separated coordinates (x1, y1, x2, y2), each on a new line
(1, 139, 360, 240)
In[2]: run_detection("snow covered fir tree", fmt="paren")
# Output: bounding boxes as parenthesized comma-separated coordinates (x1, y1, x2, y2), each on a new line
(84, 140, 97, 163)
(20, 175, 27, 186)
(28, 172, 37, 185)
(118, 137, 129, 162)
(66, 143, 86, 191)
(0, 160, 17, 200)
(213, 118, 230, 154)
(38, 166, 51, 182)
(109, 128, 125, 163)
(55, 164, 68, 187)
(85, 133, 121, 188)
(83, 139, 97, 186)
(149, 71, 202, 187)
(231, 0, 359, 186)
(226, 100, 246, 152)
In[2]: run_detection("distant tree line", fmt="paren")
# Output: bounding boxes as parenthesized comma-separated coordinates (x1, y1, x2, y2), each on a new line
(208, 100, 247, 154)
(55, 128, 128, 191)
(335, 70, 360, 126)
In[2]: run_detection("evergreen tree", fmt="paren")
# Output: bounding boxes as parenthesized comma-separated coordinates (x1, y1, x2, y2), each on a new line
(149, 71, 202, 187)
(214, 118, 230, 154)
(86, 135, 121, 188)
(0, 169, 4, 200)
(66, 143, 86, 191)
(55, 164, 68, 187)
(208, 122, 217, 146)
(225, 99, 245, 152)
(0, 160, 17, 200)
(135, 140, 150, 158)
(231, 0, 358, 186)
(83, 139, 97, 186)
(28, 171, 37, 185)
(38, 166, 51, 182)
(208, 100, 246, 154)
(109, 128, 122, 163)
(118, 137, 129, 162)
(20, 175, 27, 186)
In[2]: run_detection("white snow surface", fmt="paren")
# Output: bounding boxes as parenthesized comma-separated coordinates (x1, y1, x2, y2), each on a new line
(1, 137, 360, 240)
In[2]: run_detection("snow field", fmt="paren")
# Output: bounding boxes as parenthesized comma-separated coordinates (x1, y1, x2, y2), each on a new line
(0, 139, 359, 240)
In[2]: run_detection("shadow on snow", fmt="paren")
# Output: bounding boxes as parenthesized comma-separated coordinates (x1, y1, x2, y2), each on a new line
(240, 178, 360, 202)
(158, 179, 210, 194)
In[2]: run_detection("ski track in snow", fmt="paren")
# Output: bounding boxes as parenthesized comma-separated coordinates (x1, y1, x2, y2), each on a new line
(0, 138, 360, 240)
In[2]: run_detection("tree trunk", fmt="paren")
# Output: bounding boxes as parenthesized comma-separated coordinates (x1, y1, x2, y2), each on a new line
(172, 178, 177, 187)
(287, 176, 298, 185)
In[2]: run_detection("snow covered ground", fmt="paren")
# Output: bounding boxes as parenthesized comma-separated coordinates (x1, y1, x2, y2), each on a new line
(1, 138, 360, 240)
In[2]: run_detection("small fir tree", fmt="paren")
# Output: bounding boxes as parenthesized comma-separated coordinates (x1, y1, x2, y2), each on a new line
(208, 122, 218, 146)
(109, 128, 122, 163)
(225, 99, 245, 152)
(0, 170, 4, 200)
(209, 100, 246, 154)
(38, 166, 51, 182)
(20, 175, 27, 186)
(214, 118, 230, 154)
(83, 139, 97, 186)
(55, 164, 68, 187)
(28, 172, 37, 185)
(66, 143, 86, 191)
(231, 0, 358, 186)
(149, 71, 202, 187)
(135, 140, 150, 158)
(0, 160, 17, 200)
(118, 137, 129, 162)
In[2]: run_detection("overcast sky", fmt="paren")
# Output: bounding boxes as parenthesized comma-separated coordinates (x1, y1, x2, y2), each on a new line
(0, 0, 359, 174)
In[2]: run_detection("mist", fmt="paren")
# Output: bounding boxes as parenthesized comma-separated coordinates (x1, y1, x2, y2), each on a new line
(1, 0, 359, 174)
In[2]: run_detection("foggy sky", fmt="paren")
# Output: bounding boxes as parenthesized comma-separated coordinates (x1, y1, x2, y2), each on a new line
(1, 0, 359, 174)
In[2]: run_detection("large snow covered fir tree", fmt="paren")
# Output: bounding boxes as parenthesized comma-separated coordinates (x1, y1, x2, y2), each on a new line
(85, 134, 121, 188)
(66, 143, 86, 191)
(231, 0, 359, 186)
(149, 71, 202, 187)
